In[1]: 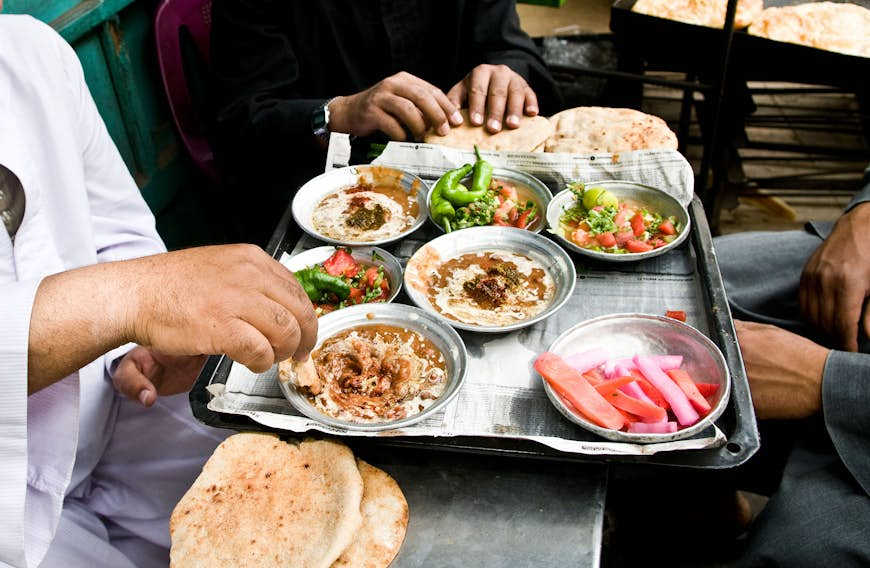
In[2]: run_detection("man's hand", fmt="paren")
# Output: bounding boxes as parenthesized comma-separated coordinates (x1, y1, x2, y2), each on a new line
(124, 244, 317, 373)
(735, 319, 830, 420)
(446, 64, 539, 133)
(29, 244, 318, 394)
(799, 202, 870, 352)
(329, 72, 463, 141)
(112, 347, 206, 407)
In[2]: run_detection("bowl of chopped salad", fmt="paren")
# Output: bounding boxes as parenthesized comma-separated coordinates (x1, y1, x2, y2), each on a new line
(427, 148, 551, 234)
(546, 180, 690, 262)
(284, 246, 402, 317)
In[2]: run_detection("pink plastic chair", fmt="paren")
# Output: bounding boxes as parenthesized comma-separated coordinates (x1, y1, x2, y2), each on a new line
(155, 0, 220, 184)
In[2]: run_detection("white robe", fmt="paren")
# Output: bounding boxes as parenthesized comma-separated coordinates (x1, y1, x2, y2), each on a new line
(0, 16, 226, 567)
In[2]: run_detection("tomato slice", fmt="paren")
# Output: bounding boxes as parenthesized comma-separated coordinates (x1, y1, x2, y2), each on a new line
(630, 213, 645, 236)
(516, 209, 533, 229)
(658, 220, 676, 235)
(626, 240, 654, 253)
(665, 310, 687, 322)
(596, 232, 617, 248)
(323, 249, 359, 278)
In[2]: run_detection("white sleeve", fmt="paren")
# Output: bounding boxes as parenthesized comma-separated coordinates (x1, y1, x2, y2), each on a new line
(0, 279, 41, 567)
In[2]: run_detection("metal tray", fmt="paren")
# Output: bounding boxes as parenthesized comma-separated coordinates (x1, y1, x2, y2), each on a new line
(610, 0, 870, 91)
(190, 184, 759, 469)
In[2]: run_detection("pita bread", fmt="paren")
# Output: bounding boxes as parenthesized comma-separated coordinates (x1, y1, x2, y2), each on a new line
(170, 433, 364, 568)
(423, 109, 554, 152)
(748, 2, 870, 58)
(631, 0, 763, 29)
(331, 460, 409, 568)
(545, 106, 678, 154)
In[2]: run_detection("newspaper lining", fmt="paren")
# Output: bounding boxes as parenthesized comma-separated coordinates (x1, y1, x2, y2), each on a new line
(207, 136, 728, 456)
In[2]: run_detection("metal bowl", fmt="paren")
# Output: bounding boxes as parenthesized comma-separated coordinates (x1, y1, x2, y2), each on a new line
(403, 226, 576, 333)
(278, 303, 468, 432)
(540, 313, 730, 443)
(427, 167, 553, 234)
(545, 180, 691, 262)
(292, 165, 429, 246)
(282, 246, 403, 312)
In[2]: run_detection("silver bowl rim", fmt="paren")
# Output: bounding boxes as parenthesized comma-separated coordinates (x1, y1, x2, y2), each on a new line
(278, 302, 469, 432)
(403, 225, 577, 333)
(425, 166, 553, 234)
(541, 312, 731, 443)
(545, 179, 691, 263)
(291, 164, 430, 246)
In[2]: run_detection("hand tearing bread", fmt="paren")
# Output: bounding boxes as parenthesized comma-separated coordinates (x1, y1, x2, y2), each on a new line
(170, 433, 408, 568)
(423, 109, 554, 152)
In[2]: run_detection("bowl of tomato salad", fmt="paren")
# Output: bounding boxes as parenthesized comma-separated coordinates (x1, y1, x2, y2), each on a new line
(427, 150, 552, 234)
(534, 313, 730, 443)
(285, 246, 402, 317)
(546, 180, 690, 262)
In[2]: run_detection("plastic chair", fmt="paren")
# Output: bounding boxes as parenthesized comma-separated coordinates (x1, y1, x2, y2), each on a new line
(155, 0, 220, 184)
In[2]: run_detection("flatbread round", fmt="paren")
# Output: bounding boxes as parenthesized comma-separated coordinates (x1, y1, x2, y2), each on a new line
(632, 0, 763, 29)
(423, 109, 554, 152)
(170, 433, 364, 568)
(545, 106, 678, 154)
(331, 460, 409, 568)
(748, 2, 870, 58)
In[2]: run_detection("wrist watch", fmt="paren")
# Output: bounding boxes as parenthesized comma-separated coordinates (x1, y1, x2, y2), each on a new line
(311, 97, 337, 144)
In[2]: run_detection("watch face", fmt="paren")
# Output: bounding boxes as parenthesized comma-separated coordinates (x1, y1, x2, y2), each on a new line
(311, 100, 331, 138)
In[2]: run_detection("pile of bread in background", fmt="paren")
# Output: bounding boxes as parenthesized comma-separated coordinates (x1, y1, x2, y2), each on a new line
(169, 433, 408, 568)
(631, 0, 870, 58)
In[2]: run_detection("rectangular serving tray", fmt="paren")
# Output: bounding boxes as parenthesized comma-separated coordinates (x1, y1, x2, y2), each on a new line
(190, 187, 760, 469)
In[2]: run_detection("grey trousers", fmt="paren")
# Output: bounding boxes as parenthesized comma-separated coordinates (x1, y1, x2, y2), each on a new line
(715, 229, 870, 567)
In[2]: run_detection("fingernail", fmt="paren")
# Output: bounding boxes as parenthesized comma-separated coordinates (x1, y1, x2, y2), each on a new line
(525, 105, 539, 115)
(506, 114, 520, 127)
(488, 119, 501, 131)
(451, 111, 463, 124)
(437, 123, 450, 136)
(471, 112, 483, 125)
(138, 390, 151, 406)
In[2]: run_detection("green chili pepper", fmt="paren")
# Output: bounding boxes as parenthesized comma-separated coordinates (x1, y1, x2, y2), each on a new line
(295, 268, 321, 301)
(471, 145, 494, 194)
(430, 163, 472, 230)
(441, 146, 493, 206)
(295, 267, 350, 302)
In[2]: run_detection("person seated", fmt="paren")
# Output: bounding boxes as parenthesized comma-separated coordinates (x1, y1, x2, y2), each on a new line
(0, 14, 316, 567)
(209, 0, 562, 245)
(714, 165, 870, 566)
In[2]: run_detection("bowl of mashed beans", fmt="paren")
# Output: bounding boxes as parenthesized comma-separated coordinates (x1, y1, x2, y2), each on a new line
(403, 226, 576, 333)
(277, 303, 468, 432)
(292, 165, 429, 246)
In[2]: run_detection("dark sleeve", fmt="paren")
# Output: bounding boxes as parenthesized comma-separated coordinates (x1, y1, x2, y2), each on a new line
(210, 0, 324, 182)
(821, 350, 870, 495)
(466, 0, 562, 114)
(845, 164, 870, 212)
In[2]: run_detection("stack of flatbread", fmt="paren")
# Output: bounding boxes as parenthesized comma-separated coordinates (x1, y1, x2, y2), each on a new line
(748, 2, 870, 58)
(630, 0, 763, 29)
(424, 108, 554, 152)
(423, 106, 678, 154)
(170, 433, 408, 568)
